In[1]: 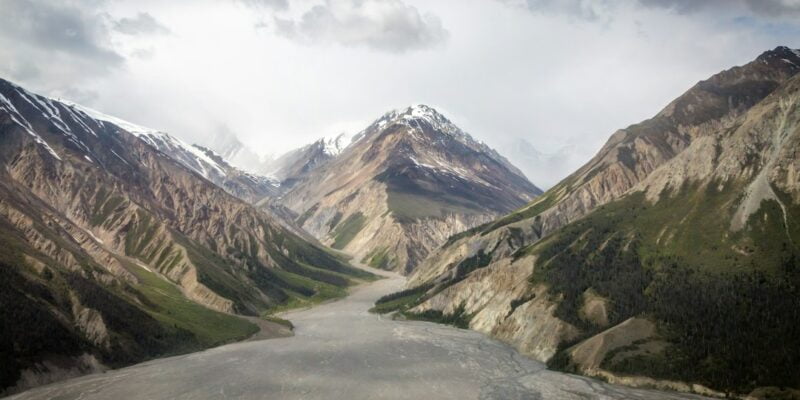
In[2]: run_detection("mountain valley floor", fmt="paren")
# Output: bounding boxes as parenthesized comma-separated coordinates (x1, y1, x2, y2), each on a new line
(7, 263, 708, 400)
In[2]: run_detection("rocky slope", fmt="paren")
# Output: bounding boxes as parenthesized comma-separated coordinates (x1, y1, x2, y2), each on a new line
(277, 105, 542, 273)
(64, 103, 280, 204)
(190, 144, 279, 203)
(401, 46, 800, 396)
(0, 78, 373, 395)
(266, 132, 357, 191)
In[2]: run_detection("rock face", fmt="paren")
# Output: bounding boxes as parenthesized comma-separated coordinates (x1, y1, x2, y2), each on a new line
(406, 47, 800, 395)
(190, 144, 280, 204)
(62, 102, 281, 204)
(265, 132, 357, 190)
(0, 78, 373, 395)
(277, 105, 542, 273)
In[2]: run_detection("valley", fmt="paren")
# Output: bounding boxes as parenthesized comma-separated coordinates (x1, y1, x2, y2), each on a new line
(0, 25, 798, 398)
(7, 263, 706, 400)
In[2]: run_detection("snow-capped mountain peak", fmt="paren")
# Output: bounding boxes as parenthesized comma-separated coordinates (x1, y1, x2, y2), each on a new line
(369, 104, 462, 137)
(321, 132, 356, 156)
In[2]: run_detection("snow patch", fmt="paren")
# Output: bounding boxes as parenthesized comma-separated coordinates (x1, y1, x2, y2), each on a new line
(321, 132, 355, 156)
(61, 101, 229, 179)
(0, 92, 62, 161)
(63, 101, 159, 137)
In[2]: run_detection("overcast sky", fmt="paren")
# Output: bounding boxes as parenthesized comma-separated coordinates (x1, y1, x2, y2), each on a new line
(1, 0, 799, 186)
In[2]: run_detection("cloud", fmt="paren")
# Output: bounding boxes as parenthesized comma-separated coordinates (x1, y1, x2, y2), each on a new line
(0, 0, 123, 96)
(503, 0, 613, 21)
(743, 0, 800, 17)
(638, 0, 800, 17)
(113, 12, 170, 36)
(0, 0, 122, 63)
(502, 0, 800, 22)
(272, 0, 448, 53)
(238, 0, 288, 10)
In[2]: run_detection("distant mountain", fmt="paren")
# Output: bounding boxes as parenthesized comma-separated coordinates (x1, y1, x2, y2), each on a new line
(402, 46, 800, 396)
(190, 144, 279, 203)
(204, 127, 272, 176)
(277, 104, 542, 273)
(496, 138, 582, 190)
(0, 78, 373, 395)
(264, 132, 359, 189)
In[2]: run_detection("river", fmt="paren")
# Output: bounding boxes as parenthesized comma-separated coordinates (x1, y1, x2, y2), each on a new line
(8, 266, 705, 400)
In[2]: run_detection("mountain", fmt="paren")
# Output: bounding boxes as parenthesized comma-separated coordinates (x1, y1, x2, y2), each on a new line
(266, 132, 359, 189)
(277, 104, 542, 273)
(203, 127, 274, 177)
(496, 138, 583, 190)
(0, 78, 374, 395)
(63, 103, 280, 204)
(397, 47, 800, 396)
(190, 144, 279, 203)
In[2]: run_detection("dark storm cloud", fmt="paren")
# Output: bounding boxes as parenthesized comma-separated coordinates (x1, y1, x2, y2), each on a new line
(743, 0, 800, 17)
(272, 0, 448, 53)
(113, 12, 171, 36)
(505, 0, 800, 21)
(638, 0, 800, 17)
(0, 0, 122, 65)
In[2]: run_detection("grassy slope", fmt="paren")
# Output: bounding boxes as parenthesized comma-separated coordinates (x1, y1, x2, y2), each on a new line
(331, 212, 367, 249)
(378, 179, 799, 393)
(89, 187, 377, 317)
(126, 262, 258, 347)
(0, 218, 257, 393)
(521, 182, 800, 393)
(361, 246, 393, 269)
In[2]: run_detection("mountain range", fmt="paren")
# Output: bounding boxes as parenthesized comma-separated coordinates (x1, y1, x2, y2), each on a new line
(0, 78, 374, 395)
(2, 45, 800, 399)
(386, 46, 800, 397)
(0, 79, 541, 395)
(275, 105, 542, 273)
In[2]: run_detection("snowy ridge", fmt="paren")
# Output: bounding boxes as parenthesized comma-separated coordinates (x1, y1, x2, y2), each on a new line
(0, 78, 232, 182)
(63, 101, 229, 179)
(358, 104, 524, 179)
(364, 104, 491, 152)
(321, 132, 356, 156)
(192, 144, 280, 187)
(0, 89, 62, 160)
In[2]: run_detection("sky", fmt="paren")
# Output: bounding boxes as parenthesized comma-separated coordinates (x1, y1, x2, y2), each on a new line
(1, 0, 800, 187)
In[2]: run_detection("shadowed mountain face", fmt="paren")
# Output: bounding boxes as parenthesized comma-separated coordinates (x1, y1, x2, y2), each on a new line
(403, 46, 800, 395)
(276, 105, 542, 274)
(0, 78, 373, 395)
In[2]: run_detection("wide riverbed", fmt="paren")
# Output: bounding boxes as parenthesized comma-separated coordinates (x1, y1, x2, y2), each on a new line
(9, 267, 705, 400)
